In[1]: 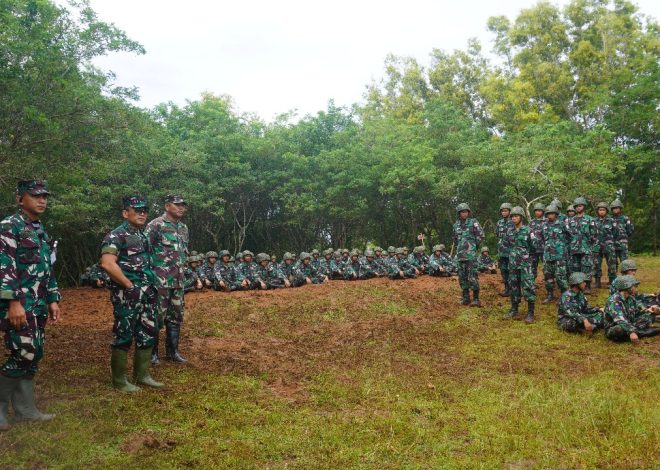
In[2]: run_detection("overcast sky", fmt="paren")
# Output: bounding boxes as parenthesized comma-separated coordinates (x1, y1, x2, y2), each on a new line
(86, 0, 659, 122)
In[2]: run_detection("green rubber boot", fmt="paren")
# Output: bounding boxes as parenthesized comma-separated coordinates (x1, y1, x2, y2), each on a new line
(111, 349, 140, 393)
(0, 375, 20, 431)
(11, 378, 55, 422)
(133, 347, 164, 389)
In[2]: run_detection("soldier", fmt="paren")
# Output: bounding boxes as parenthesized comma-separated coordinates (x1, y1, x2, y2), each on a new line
(311, 249, 321, 270)
(566, 197, 597, 293)
(361, 250, 381, 279)
(408, 246, 428, 274)
(238, 251, 261, 289)
(388, 248, 418, 280)
(279, 252, 299, 285)
(429, 245, 450, 277)
(593, 202, 616, 288)
(453, 203, 485, 307)
(528, 203, 546, 279)
(146, 195, 189, 365)
(505, 207, 536, 322)
(202, 251, 219, 288)
(402, 247, 410, 258)
(183, 256, 203, 293)
(604, 276, 660, 343)
(372, 248, 389, 277)
(609, 259, 658, 308)
(496, 203, 514, 297)
(234, 253, 242, 267)
(329, 251, 345, 280)
(610, 199, 634, 266)
(296, 252, 327, 285)
(386, 246, 397, 267)
(0, 180, 61, 430)
(255, 253, 289, 289)
(557, 272, 604, 335)
(317, 249, 333, 278)
(100, 196, 162, 393)
(477, 247, 497, 274)
(541, 205, 569, 303)
(214, 250, 245, 291)
(566, 205, 576, 218)
(344, 250, 361, 280)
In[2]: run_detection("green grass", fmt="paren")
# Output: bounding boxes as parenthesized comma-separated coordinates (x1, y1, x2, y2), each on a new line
(1, 257, 658, 469)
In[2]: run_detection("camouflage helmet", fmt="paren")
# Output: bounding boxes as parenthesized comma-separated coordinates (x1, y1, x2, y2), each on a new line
(510, 206, 525, 217)
(499, 203, 513, 211)
(311, 249, 320, 256)
(283, 252, 294, 261)
(349, 249, 359, 257)
(333, 251, 342, 258)
(322, 248, 333, 256)
(235, 252, 242, 259)
(300, 251, 312, 260)
(365, 249, 375, 257)
(481, 246, 490, 253)
(402, 247, 410, 253)
(242, 250, 254, 258)
(228, 256, 235, 263)
(456, 203, 471, 213)
(596, 202, 609, 211)
(620, 259, 637, 272)
(438, 244, 446, 251)
(613, 275, 639, 291)
(413, 246, 421, 254)
(551, 198, 563, 210)
(573, 196, 588, 206)
(218, 250, 231, 257)
(387, 246, 396, 253)
(341, 248, 349, 255)
(206, 251, 218, 259)
(544, 205, 559, 215)
(327, 248, 334, 254)
(374, 247, 383, 253)
(569, 272, 588, 286)
(190, 250, 198, 256)
(395, 247, 404, 255)
(533, 203, 545, 212)
(567, 205, 576, 213)
(610, 198, 623, 209)
(256, 253, 270, 263)
(432, 244, 443, 252)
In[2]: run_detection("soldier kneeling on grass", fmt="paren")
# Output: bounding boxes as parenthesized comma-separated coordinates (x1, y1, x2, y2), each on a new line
(604, 275, 660, 344)
(557, 272, 604, 335)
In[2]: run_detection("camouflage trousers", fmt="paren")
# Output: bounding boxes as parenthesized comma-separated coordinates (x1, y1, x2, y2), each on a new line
(614, 245, 628, 266)
(557, 311, 604, 333)
(605, 314, 654, 342)
(156, 287, 185, 327)
(543, 260, 568, 292)
(264, 279, 286, 289)
(111, 285, 158, 351)
(457, 260, 479, 291)
(594, 247, 617, 282)
(570, 253, 593, 278)
(508, 266, 536, 303)
(498, 256, 510, 287)
(429, 266, 451, 277)
(530, 252, 542, 280)
(0, 307, 47, 379)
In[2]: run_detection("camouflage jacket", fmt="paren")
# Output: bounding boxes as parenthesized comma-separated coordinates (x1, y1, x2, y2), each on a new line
(89, 263, 109, 283)
(453, 218, 485, 262)
(296, 262, 324, 284)
(429, 252, 454, 272)
(508, 225, 534, 269)
(256, 263, 287, 284)
(0, 212, 60, 317)
(194, 265, 207, 282)
(214, 261, 240, 285)
(146, 214, 189, 289)
(528, 218, 546, 254)
(542, 219, 569, 262)
(612, 215, 634, 249)
(496, 218, 514, 256)
(604, 291, 643, 334)
(388, 256, 417, 277)
(279, 261, 300, 280)
(202, 261, 218, 282)
(317, 257, 332, 277)
(238, 262, 260, 282)
(558, 290, 600, 324)
(477, 254, 495, 270)
(183, 266, 198, 291)
(595, 216, 615, 253)
(100, 220, 155, 287)
(329, 258, 345, 276)
(360, 259, 380, 279)
(566, 215, 597, 255)
(407, 253, 429, 271)
(343, 260, 361, 280)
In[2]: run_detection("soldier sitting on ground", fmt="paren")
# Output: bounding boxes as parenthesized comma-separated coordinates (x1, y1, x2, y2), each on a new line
(214, 250, 245, 292)
(296, 252, 328, 285)
(477, 247, 497, 274)
(388, 248, 418, 280)
(361, 250, 381, 280)
(255, 253, 290, 289)
(202, 251, 218, 288)
(408, 246, 429, 274)
(557, 272, 604, 335)
(604, 275, 660, 343)
(608, 259, 658, 309)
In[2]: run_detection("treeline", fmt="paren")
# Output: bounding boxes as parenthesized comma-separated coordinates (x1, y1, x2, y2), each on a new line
(1, 0, 657, 284)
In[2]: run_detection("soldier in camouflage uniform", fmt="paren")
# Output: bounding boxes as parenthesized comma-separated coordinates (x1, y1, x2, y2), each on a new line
(238, 251, 262, 290)
(505, 207, 537, 322)
(372, 248, 389, 277)
(329, 251, 346, 280)
(496, 203, 514, 297)
(408, 246, 429, 274)
(541, 205, 569, 303)
(255, 253, 289, 289)
(610, 199, 634, 267)
(311, 249, 321, 270)
(557, 272, 604, 334)
(453, 203, 485, 307)
(477, 247, 497, 274)
(609, 259, 659, 309)
(361, 250, 381, 279)
(234, 253, 242, 267)
(317, 249, 333, 278)
(604, 275, 660, 343)
(202, 251, 219, 288)
(343, 250, 361, 280)
(100, 196, 163, 393)
(146, 195, 189, 365)
(183, 256, 203, 293)
(528, 203, 546, 279)
(388, 248, 418, 280)
(566, 197, 597, 293)
(0, 180, 61, 430)
(429, 244, 451, 277)
(386, 246, 397, 268)
(593, 202, 616, 288)
(215, 250, 246, 291)
(296, 252, 328, 285)
(279, 252, 301, 286)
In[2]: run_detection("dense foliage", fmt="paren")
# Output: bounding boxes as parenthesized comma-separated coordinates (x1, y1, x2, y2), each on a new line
(1, 0, 657, 283)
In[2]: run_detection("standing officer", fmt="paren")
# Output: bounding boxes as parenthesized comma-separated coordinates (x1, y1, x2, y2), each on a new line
(566, 197, 597, 293)
(100, 196, 163, 392)
(610, 199, 634, 267)
(453, 203, 485, 307)
(146, 195, 189, 365)
(496, 203, 514, 297)
(0, 180, 61, 431)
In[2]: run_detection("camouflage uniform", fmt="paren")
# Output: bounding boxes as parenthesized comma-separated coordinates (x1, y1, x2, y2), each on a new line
(557, 274, 603, 333)
(329, 252, 346, 280)
(496, 203, 514, 295)
(508, 223, 536, 304)
(255, 254, 287, 289)
(343, 252, 362, 280)
(317, 250, 333, 278)
(388, 248, 417, 279)
(477, 248, 497, 274)
(541, 206, 570, 300)
(238, 251, 261, 290)
(604, 276, 655, 342)
(565, 198, 597, 286)
(610, 199, 634, 266)
(360, 252, 380, 279)
(528, 203, 546, 279)
(296, 253, 326, 285)
(183, 258, 199, 293)
(214, 251, 243, 291)
(428, 245, 452, 277)
(453, 204, 484, 305)
(593, 203, 616, 285)
(202, 251, 219, 287)
(407, 246, 429, 274)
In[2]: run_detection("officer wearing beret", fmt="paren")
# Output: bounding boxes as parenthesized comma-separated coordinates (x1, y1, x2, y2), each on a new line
(0, 179, 60, 430)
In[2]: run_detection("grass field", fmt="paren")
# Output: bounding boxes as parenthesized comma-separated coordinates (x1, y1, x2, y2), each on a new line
(1, 257, 659, 469)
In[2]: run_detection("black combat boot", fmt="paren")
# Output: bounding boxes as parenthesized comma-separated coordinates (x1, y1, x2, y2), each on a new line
(499, 285, 511, 297)
(165, 323, 187, 364)
(594, 277, 602, 289)
(542, 289, 555, 304)
(460, 289, 470, 306)
(470, 289, 482, 308)
(525, 301, 535, 323)
(637, 328, 660, 339)
(504, 300, 519, 319)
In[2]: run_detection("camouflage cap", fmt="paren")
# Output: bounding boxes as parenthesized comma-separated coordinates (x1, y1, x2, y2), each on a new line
(122, 195, 147, 209)
(544, 205, 559, 215)
(256, 253, 270, 263)
(533, 203, 545, 211)
(17, 179, 50, 196)
(620, 259, 637, 272)
(218, 250, 231, 257)
(610, 198, 623, 209)
(596, 202, 609, 210)
(206, 251, 218, 259)
(613, 275, 640, 291)
(510, 206, 525, 217)
(481, 246, 490, 253)
(499, 203, 513, 211)
(568, 272, 588, 286)
(573, 196, 588, 206)
(164, 194, 187, 205)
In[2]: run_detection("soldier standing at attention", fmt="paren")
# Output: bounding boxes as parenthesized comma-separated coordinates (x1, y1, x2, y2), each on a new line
(593, 202, 616, 288)
(541, 205, 569, 303)
(505, 207, 537, 323)
(453, 203, 485, 307)
(528, 203, 546, 280)
(610, 199, 634, 267)
(146, 195, 188, 365)
(0, 180, 61, 431)
(496, 203, 514, 297)
(566, 197, 598, 293)
(100, 196, 163, 392)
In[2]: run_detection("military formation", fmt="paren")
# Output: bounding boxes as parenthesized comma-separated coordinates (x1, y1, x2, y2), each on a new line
(1, 181, 658, 432)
